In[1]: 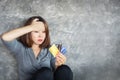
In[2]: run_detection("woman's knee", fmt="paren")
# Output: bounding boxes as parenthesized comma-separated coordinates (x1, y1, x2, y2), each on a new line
(54, 65, 73, 80)
(35, 67, 53, 80)
(57, 65, 73, 73)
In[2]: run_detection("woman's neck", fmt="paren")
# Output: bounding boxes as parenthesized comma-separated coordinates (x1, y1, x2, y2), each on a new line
(32, 44, 40, 50)
(32, 44, 41, 58)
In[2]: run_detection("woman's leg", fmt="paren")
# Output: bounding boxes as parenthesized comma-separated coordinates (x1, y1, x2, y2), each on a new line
(31, 67, 53, 80)
(54, 65, 73, 80)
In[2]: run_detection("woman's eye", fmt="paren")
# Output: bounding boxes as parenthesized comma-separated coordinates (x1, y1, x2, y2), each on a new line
(42, 31, 46, 33)
(34, 31, 39, 33)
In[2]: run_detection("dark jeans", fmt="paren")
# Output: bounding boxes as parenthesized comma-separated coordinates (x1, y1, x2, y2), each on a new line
(31, 65, 73, 80)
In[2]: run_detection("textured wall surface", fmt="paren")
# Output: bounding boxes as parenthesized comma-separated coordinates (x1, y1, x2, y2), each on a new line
(0, 0, 120, 80)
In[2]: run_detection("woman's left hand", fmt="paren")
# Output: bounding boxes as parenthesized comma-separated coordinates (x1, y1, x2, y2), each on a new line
(55, 52, 66, 68)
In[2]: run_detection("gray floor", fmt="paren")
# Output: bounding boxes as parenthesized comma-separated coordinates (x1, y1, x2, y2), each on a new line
(0, 0, 120, 80)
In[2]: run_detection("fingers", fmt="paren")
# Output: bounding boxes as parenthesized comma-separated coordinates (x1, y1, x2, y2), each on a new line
(30, 18, 44, 31)
(56, 59, 62, 66)
(55, 52, 66, 66)
(32, 18, 43, 25)
(56, 56, 64, 64)
(33, 18, 39, 22)
(57, 52, 66, 61)
(55, 58, 63, 68)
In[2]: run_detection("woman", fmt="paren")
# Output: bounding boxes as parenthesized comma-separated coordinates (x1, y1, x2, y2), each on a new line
(1, 16, 73, 80)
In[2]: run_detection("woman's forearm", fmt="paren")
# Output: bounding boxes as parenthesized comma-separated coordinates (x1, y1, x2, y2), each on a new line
(2, 25, 33, 41)
(2, 19, 43, 41)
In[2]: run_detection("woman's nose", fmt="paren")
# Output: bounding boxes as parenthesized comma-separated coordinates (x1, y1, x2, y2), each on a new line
(38, 34, 41, 37)
(38, 32, 42, 37)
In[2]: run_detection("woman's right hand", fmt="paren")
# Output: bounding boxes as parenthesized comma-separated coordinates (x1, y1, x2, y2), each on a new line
(30, 18, 44, 31)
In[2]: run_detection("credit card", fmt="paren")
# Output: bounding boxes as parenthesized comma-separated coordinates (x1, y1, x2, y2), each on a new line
(61, 47, 67, 54)
(49, 44, 59, 57)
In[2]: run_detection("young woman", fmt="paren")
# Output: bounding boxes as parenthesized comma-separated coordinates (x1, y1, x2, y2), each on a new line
(1, 16, 73, 80)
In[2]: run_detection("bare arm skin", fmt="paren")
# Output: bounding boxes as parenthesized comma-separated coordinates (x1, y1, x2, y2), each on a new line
(1, 19, 44, 41)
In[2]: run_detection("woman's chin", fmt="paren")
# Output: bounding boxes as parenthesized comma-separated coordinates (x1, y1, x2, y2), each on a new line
(37, 42, 43, 45)
(33, 43, 42, 46)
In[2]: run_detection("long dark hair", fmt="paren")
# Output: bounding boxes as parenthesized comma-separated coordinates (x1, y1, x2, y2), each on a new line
(18, 16, 50, 48)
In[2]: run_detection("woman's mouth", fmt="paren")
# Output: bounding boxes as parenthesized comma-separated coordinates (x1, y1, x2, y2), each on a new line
(38, 39, 42, 42)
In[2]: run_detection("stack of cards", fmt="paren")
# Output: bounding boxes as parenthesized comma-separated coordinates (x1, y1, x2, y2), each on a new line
(49, 44, 67, 57)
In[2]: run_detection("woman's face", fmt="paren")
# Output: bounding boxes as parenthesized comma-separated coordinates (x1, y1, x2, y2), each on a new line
(31, 22, 46, 46)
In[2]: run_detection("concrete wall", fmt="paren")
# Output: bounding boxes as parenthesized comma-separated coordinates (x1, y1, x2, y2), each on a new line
(0, 0, 120, 80)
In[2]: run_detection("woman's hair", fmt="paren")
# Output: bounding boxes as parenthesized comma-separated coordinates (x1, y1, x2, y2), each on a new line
(18, 16, 50, 48)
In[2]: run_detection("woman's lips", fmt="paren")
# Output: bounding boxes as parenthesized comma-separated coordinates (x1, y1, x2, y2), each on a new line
(38, 39, 42, 42)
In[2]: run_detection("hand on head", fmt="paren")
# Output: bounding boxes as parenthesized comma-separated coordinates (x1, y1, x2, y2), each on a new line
(30, 18, 44, 31)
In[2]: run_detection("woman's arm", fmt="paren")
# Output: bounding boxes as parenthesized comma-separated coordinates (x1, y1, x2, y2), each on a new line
(2, 26, 32, 41)
(2, 19, 43, 41)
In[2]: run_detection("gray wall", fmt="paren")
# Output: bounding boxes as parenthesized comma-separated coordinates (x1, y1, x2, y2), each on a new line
(0, 0, 120, 80)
